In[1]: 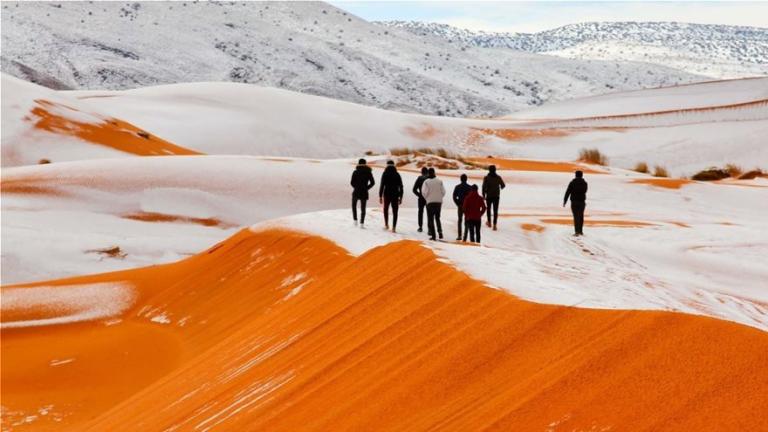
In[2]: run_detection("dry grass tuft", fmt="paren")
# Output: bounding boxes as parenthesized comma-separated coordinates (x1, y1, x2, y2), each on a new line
(633, 162, 649, 173)
(738, 169, 766, 180)
(652, 165, 669, 178)
(724, 163, 743, 178)
(38, 158, 51, 164)
(389, 147, 411, 156)
(691, 167, 730, 181)
(578, 148, 609, 166)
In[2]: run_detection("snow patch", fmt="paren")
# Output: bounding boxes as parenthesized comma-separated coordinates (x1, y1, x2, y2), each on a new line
(1, 282, 136, 329)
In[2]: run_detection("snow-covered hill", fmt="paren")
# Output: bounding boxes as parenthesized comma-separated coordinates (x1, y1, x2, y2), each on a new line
(381, 21, 768, 79)
(1, 1, 706, 117)
(4, 73, 767, 175)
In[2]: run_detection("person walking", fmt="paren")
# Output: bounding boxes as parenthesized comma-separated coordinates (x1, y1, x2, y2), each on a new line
(563, 170, 588, 236)
(379, 160, 404, 232)
(350, 158, 375, 226)
(421, 167, 445, 241)
(482, 165, 505, 231)
(452, 173, 472, 240)
(462, 184, 486, 243)
(412, 167, 429, 232)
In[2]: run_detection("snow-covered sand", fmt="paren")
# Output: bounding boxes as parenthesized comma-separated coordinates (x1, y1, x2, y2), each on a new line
(4, 155, 767, 332)
(2, 71, 768, 432)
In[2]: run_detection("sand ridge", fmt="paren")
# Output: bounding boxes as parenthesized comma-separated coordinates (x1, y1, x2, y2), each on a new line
(2, 229, 767, 431)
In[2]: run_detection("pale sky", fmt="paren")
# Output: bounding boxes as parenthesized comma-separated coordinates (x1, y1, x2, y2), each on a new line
(327, 1, 768, 33)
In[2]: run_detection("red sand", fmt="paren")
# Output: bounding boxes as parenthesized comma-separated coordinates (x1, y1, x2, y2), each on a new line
(29, 99, 201, 156)
(468, 157, 605, 174)
(631, 178, 692, 189)
(2, 229, 767, 431)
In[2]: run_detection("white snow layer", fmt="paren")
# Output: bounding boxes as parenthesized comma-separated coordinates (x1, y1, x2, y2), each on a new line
(1, 282, 136, 328)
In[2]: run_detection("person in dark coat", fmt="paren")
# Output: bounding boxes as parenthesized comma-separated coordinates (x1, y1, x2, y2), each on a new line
(452, 173, 472, 240)
(462, 184, 486, 243)
(350, 158, 375, 225)
(481, 165, 505, 231)
(563, 170, 588, 236)
(379, 160, 404, 232)
(412, 167, 429, 232)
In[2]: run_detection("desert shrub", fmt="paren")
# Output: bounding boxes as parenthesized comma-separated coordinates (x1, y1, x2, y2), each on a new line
(389, 147, 411, 156)
(364, 150, 375, 156)
(38, 158, 51, 164)
(652, 165, 669, 178)
(724, 163, 743, 178)
(738, 169, 765, 180)
(578, 148, 608, 166)
(633, 162, 649, 173)
(691, 167, 730, 181)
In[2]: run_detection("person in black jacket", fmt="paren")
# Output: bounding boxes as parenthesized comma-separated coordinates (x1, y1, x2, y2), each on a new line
(563, 170, 588, 236)
(350, 158, 375, 226)
(412, 167, 429, 232)
(452, 173, 472, 240)
(379, 160, 404, 232)
(482, 165, 505, 231)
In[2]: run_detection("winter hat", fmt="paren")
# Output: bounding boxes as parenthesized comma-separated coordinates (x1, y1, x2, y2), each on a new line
(575, 170, 583, 178)
(386, 160, 395, 165)
(358, 158, 367, 165)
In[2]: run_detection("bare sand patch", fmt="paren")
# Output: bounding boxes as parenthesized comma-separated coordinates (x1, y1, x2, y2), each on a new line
(630, 178, 692, 189)
(467, 157, 605, 174)
(29, 99, 201, 157)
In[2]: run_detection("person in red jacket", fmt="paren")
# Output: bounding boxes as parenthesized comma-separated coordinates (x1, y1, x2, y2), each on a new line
(461, 184, 486, 243)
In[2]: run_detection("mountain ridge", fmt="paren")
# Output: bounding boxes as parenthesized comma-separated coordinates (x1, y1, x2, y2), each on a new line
(1, 1, 710, 117)
(379, 20, 768, 79)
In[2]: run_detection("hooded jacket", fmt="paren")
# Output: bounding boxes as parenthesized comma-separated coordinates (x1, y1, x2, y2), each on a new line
(379, 165, 404, 200)
(421, 176, 445, 204)
(462, 190, 487, 220)
(350, 164, 375, 199)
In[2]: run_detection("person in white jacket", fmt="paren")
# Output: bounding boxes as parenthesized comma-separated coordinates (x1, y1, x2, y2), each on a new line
(420, 167, 445, 240)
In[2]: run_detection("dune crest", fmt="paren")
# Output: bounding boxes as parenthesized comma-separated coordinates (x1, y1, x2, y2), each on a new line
(2, 229, 767, 431)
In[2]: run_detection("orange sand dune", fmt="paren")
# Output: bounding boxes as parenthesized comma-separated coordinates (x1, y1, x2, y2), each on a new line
(541, 218, 658, 227)
(631, 178, 692, 189)
(2, 229, 767, 431)
(468, 157, 605, 174)
(28, 99, 201, 157)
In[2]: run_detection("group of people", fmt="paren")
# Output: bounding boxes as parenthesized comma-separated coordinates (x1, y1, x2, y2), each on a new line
(351, 158, 588, 242)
